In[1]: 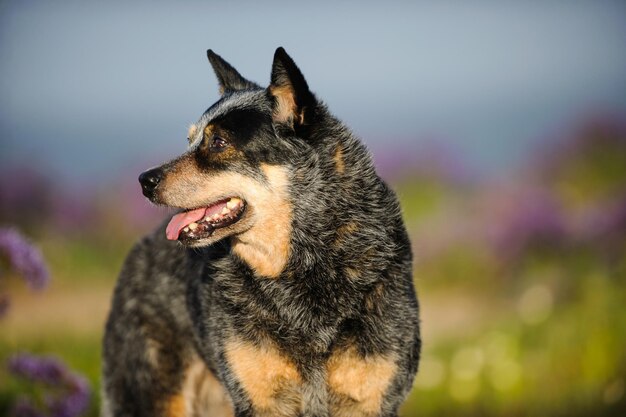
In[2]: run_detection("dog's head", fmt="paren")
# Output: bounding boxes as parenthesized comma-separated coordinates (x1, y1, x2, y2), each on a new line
(139, 48, 318, 275)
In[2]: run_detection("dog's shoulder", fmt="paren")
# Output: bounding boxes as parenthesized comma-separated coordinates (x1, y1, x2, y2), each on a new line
(106, 223, 206, 326)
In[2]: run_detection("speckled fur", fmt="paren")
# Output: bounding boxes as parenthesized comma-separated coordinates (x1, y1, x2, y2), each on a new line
(102, 48, 420, 417)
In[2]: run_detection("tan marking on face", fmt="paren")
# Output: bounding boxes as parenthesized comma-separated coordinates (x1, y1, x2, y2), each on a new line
(225, 339, 302, 417)
(270, 85, 303, 124)
(158, 156, 198, 200)
(334, 145, 345, 174)
(158, 160, 292, 277)
(326, 346, 397, 417)
(195, 124, 241, 161)
(158, 155, 243, 207)
(231, 164, 292, 278)
(203, 124, 215, 137)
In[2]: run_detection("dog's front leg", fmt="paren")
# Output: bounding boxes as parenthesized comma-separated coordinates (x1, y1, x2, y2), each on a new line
(101, 316, 191, 417)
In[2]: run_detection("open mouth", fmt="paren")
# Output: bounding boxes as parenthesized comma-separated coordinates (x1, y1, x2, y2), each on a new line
(165, 197, 246, 242)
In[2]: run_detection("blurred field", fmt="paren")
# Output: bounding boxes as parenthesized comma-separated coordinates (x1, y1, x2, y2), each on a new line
(1, 118, 625, 416)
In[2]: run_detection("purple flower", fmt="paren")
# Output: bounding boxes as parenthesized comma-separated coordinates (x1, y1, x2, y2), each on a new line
(12, 400, 45, 417)
(7, 354, 66, 385)
(7, 354, 91, 417)
(0, 228, 49, 290)
(47, 375, 91, 417)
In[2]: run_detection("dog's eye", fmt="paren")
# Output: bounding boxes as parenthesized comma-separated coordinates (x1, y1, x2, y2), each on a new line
(209, 136, 229, 151)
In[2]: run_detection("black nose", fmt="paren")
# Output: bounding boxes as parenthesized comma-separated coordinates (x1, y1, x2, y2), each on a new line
(138, 168, 163, 198)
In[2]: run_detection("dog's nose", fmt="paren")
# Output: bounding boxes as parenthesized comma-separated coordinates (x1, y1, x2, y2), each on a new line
(138, 168, 163, 198)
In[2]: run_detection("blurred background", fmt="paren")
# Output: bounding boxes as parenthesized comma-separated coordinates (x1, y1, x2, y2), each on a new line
(1, 1, 625, 416)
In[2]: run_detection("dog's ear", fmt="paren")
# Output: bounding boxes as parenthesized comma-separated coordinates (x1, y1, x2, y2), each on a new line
(207, 50, 259, 95)
(268, 47, 316, 126)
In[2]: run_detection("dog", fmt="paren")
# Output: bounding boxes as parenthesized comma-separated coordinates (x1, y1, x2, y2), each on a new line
(102, 47, 420, 417)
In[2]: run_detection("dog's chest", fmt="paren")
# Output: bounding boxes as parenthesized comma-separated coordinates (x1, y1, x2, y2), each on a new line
(223, 337, 397, 417)
(207, 267, 349, 342)
(191, 262, 399, 415)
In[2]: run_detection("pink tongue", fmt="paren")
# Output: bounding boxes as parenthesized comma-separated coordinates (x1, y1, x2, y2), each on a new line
(166, 207, 207, 240)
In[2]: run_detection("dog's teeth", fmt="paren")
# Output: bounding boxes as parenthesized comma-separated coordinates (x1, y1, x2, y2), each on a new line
(204, 217, 211, 222)
(189, 222, 198, 230)
(183, 227, 190, 233)
(212, 213, 220, 220)
(221, 207, 230, 215)
(226, 199, 240, 210)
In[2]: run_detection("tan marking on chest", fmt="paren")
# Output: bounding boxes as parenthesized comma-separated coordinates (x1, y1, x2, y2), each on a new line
(326, 347, 397, 417)
(185, 357, 234, 417)
(231, 164, 292, 278)
(165, 394, 186, 417)
(165, 353, 234, 417)
(224, 339, 302, 417)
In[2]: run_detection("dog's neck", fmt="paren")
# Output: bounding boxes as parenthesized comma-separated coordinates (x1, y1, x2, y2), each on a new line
(231, 113, 384, 281)
(230, 227, 291, 279)
(230, 164, 293, 278)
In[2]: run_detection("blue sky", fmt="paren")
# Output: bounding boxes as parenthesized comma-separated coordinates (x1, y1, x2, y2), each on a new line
(1, 1, 625, 183)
